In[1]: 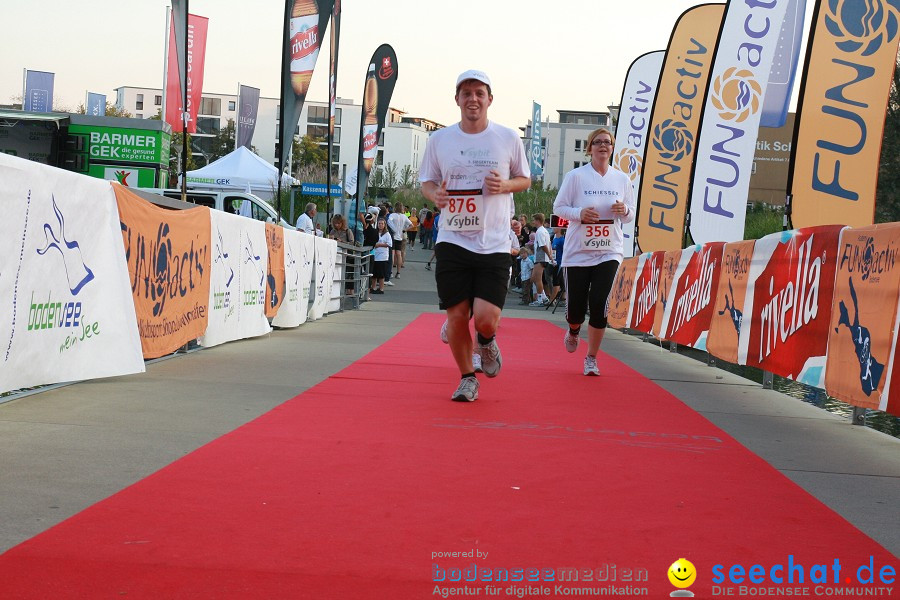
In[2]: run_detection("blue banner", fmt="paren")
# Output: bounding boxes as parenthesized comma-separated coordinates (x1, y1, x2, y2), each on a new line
(529, 101, 543, 178)
(759, 0, 806, 128)
(301, 183, 342, 197)
(24, 70, 54, 112)
(86, 92, 106, 117)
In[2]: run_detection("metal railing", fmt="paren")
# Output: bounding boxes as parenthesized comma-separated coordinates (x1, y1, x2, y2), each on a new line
(334, 242, 372, 310)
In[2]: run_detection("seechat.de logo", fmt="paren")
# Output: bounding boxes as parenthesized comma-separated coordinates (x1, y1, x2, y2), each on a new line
(710, 67, 761, 123)
(651, 119, 694, 162)
(825, 0, 900, 57)
(614, 147, 642, 182)
(668, 558, 697, 597)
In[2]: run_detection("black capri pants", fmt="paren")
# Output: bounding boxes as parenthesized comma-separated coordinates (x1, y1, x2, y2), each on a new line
(564, 260, 620, 329)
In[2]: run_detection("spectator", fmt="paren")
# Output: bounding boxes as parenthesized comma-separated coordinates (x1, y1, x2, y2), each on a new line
(388, 201, 412, 279)
(296, 202, 317, 234)
(407, 210, 420, 249)
(421, 210, 435, 251)
(518, 247, 534, 304)
(370, 218, 392, 295)
(530, 213, 553, 306)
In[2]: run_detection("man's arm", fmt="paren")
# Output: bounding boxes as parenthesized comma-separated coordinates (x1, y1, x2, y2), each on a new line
(485, 171, 530, 195)
(422, 180, 449, 208)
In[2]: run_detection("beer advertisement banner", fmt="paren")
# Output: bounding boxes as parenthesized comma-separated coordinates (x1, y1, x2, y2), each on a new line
(759, 0, 806, 128)
(659, 242, 725, 349)
(688, 0, 791, 246)
(635, 4, 724, 253)
(114, 185, 211, 359)
(652, 249, 683, 339)
(607, 257, 640, 330)
(629, 251, 665, 333)
(707, 239, 756, 364)
(309, 236, 337, 321)
(279, 0, 334, 171)
(199, 211, 272, 348)
(355, 44, 398, 201)
(825, 224, 900, 412)
(265, 223, 286, 319)
(23, 69, 54, 113)
(613, 50, 665, 258)
(0, 155, 144, 394)
(789, 0, 900, 228)
(165, 11, 209, 133)
(740, 225, 844, 388)
(235, 85, 260, 150)
(272, 228, 315, 328)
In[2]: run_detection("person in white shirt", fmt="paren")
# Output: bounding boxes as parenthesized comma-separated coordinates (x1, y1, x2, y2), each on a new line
(420, 69, 531, 402)
(387, 202, 412, 278)
(296, 202, 317, 235)
(529, 213, 553, 306)
(552, 127, 635, 376)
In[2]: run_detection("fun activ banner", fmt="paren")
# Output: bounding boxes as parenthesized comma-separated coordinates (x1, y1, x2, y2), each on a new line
(235, 85, 260, 150)
(613, 50, 665, 258)
(688, 0, 791, 246)
(707, 239, 756, 364)
(657, 242, 725, 349)
(199, 210, 271, 348)
(629, 251, 665, 333)
(607, 257, 640, 330)
(788, 0, 900, 228)
(0, 155, 144, 393)
(164, 8, 208, 133)
(635, 4, 724, 253)
(272, 228, 315, 328)
(265, 223, 286, 319)
(825, 223, 900, 411)
(114, 185, 211, 359)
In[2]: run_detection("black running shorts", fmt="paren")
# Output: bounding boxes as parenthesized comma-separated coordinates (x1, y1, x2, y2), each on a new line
(434, 242, 510, 311)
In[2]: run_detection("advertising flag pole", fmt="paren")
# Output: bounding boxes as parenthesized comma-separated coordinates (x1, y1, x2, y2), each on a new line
(180, 0, 189, 203)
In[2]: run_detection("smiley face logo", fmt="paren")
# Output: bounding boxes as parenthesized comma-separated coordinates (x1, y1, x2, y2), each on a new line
(668, 558, 697, 589)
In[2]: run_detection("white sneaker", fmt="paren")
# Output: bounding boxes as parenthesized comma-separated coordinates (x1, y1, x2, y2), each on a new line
(528, 298, 548, 307)
(472, 352, 483, 373)
(475, 338, 502, 378)
(451, 377, 479, 402)
(564, 330, 579, 353)
(583, 355, 600, 376)
(385, 280, 394, 286)
(440, 319, 449, 344)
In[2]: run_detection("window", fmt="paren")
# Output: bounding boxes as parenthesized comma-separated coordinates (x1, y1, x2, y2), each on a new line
(136, 114, 143, 119)
(575, 140, 582, 151)
(334, 107, 341, 125)
(332, 128, 340, 143)
(308, 105, 328, 124)
(376, 150, 384, 166)
(199, 97, 221, 116)
(196, 117, 221, 135)
(154, 95, 162, 106)
(307, 124, 328, 139)
(331, 145, 340, 162)
(378, 131, 384, 147)
(228, 101, 236, 112)
(135, 93, 144, 111)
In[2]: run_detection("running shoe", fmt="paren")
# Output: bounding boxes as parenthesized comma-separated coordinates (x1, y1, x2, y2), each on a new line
(528, 298, 549, 307)
(564, 330, 579, 353)
(583, 355, 600, 376)
(425, 263, 432, 271)
(440, 319, 449, 344)
(451, 377, 479, 402)
(475, 338, 502, 378)
(473, 352, 483, 373)
(385, 281, 394, 286)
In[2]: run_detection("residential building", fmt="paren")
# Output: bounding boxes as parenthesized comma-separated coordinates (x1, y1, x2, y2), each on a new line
(523, 109, 613, 189)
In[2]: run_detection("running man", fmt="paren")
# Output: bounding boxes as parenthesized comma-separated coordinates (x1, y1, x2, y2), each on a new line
(420, 69, 531, 402)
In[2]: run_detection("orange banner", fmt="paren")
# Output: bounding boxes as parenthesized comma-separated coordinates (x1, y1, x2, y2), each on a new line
(265, 223, 286, 318)
(635, 4, 724, 252)
(630, 251, 665, 333)
(789, 1, 900, 228)
(652, 249, 681, 339)
(825, 224, 900, 411)
(607, 257, 639, 330)
(664, 242, 725, 348)
(707, 240, 755, 364)
(114, 185, 211, 359)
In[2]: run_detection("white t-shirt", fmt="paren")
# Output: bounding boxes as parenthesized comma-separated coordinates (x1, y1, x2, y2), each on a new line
(387, 212, 412, 241)
(552, 164, 635, 267)
(419, 121, 530, 255)
(296, 212, 314, 234)
(374, 232, 392, 262)
(534, 225, 551, 263)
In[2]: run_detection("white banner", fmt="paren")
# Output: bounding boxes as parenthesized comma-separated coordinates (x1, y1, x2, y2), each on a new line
(272, 229, 315, 328)
(309, 236, 337, 321)
(688, 0, 791, 245)
(199, 211, 271, 347)
(613, 50, 665, 258)
(0, 154, 144, 393)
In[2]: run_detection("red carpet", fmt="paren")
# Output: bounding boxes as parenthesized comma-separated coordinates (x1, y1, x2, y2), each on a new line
(0, 314, 895, 598)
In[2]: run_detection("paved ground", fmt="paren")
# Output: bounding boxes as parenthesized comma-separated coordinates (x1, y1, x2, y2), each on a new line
(1, 246, 898, 557)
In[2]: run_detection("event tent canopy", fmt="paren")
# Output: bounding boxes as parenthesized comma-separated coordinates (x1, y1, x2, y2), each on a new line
(185, 146, 298, 200)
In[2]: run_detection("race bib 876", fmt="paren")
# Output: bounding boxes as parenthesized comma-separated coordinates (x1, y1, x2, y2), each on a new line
(443, 189, 484, 231)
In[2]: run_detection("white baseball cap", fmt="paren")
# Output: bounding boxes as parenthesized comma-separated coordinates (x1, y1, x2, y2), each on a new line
(456, 69, 491, 89)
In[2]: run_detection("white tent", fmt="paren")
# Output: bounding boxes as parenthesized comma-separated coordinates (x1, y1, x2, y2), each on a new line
(185, 146, 298, 200)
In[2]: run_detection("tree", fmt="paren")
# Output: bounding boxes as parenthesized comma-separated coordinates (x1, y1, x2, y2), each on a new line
(876, 50, 900, 223)
(293, 135, 327, 172)
(205, 119, 236, 163)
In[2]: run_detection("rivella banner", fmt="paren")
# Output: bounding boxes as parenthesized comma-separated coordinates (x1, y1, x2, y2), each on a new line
(635, 4, 724, 253)
(272, 228, 315, 328)
(529, 102, 543, 179)
(607, 257, 640, 330)
(707, 239, 756, 364)
(788, 0, 900, 228)
(355, 44, 399, 202)
(657, 242, 725, 349)
(652, 249, 682, 339)
(628, 251, 665, 333)
(613, 50, 665, 258)
(688, 0, 791, 246)
(826, 224, 900, 410)
(114, 185, 211, 359)
(0, 155, 144, 393)
(199, 210, 272, 348)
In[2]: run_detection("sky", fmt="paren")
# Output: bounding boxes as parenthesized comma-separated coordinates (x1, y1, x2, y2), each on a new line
(0, 0, 817, 130)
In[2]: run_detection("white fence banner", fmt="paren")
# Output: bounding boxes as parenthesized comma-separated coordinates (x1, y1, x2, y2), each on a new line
(688, 0, 791, 244)
(0, 154, 144, 393)
(272, 229, 315, 328)
(309, 236, 337, 321)
(613, 50, 665, 257)
(199, 210, 271, 347)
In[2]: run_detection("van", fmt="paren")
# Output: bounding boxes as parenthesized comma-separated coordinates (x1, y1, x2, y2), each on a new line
(139, 188, 295, 229)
